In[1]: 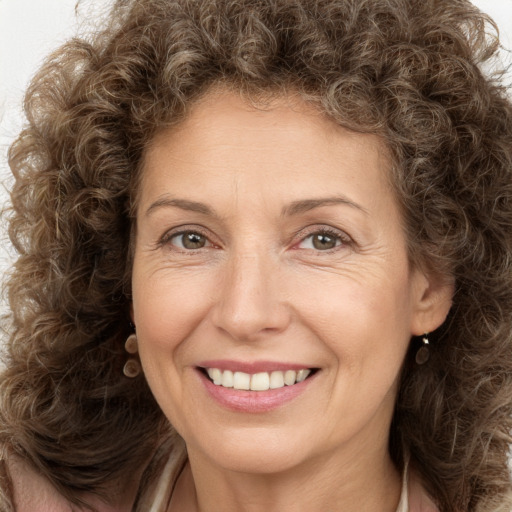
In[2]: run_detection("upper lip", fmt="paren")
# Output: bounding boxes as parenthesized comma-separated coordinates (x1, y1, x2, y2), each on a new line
(197, 360, 316, 373)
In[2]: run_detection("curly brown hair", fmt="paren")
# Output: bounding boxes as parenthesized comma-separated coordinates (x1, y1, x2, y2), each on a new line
(1, 0, 512, 510)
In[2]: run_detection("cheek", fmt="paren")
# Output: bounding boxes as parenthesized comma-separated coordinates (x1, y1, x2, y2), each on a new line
(131, 267, 214, 366)
(130, 267, 218, 431)
(289, 265, 414, 366)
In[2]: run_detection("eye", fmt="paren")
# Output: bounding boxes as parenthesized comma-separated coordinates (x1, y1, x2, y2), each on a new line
(168, 231, 212, 250)
(297, 230, 345, 251)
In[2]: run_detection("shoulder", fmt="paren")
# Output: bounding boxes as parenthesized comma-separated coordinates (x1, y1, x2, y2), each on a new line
(6, 452, 138, 512)
(7, 453, 73, 512)
(408, 466, 440, 512)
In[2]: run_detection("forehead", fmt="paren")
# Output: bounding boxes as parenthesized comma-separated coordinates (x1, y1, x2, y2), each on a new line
(138, 89, 394, 215)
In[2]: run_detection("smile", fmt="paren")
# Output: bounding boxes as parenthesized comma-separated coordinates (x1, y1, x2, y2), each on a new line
(206, 368, 312, 391)
(198, 365, 318, 413)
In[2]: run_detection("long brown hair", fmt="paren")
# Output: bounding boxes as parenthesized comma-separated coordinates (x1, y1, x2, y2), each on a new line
(1, 1, 512, 510)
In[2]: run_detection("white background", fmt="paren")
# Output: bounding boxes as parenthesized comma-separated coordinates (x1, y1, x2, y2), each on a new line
(0, 0, 511, 291)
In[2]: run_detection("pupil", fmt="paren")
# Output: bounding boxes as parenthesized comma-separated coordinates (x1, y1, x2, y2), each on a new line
(313, 234, 336, 250)
(184, 233, 205, 249)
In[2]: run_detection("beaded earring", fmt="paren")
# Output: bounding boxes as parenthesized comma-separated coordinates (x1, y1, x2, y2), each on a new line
(123, 333, 142, 378)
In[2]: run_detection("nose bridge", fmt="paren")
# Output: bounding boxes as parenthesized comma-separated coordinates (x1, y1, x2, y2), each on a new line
(213, 245, 290, 341)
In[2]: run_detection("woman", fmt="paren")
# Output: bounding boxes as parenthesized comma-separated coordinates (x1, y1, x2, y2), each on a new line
(1, 0, 511, 510)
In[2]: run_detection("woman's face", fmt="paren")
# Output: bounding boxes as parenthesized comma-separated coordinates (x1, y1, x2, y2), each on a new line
(131, 90, 450, 474)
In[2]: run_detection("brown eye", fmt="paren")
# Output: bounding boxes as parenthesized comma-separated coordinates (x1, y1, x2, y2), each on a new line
(312, 233, 338, 250)
(297, 231, 343, 251)
(170, 231, 209, 249)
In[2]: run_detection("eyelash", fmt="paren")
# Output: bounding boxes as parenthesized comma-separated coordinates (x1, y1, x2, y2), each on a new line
(159, 227, 213, 252)
(158, 225, 352, 253)
(292, 226, 352, 253)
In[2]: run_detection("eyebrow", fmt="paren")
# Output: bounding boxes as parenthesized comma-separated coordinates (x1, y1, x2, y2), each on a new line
(145, 195, 367, 218)
(281, 196, 368, 217)
(145, 197, 215, 217)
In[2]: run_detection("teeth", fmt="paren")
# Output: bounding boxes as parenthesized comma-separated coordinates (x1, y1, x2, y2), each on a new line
(250, 372, 270, 391)
(207, 368, 222, 385)
(269, 371, 285, 389)
(284, 370, 296, 386)
(221, 370, 234, 388)
(296, 369, 310, 382)
(233, 371, 251, 390)
(205, 368, 312, 391)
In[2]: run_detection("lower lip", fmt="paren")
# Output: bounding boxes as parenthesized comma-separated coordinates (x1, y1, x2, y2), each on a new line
(198, 370, 316, 413)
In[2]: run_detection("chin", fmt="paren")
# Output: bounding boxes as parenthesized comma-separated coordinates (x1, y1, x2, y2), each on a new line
(185, 427, 314, 475)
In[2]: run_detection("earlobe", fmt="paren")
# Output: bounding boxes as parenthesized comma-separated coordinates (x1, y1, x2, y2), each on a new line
(410, 270, 454, 336)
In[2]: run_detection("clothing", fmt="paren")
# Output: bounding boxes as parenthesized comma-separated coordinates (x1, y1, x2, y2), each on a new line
(141, 450, 440, 512)
(395, 459, 409, 512)
(141, 447, 187, 512)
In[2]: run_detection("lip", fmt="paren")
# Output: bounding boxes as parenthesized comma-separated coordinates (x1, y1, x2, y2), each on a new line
(196, 361, 318, 413)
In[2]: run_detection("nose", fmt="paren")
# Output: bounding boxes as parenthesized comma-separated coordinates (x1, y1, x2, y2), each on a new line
(211, 251, 292, 342)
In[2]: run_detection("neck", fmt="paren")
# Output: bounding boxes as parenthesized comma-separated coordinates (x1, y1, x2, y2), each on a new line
(170, 444, 401, 512)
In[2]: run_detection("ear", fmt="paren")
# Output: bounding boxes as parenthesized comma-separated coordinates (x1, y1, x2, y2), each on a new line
(410, 267, 454, 336)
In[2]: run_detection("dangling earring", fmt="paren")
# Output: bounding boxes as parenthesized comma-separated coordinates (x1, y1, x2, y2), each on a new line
(123, 333, 141, 378)
(415, 333, 430, 365)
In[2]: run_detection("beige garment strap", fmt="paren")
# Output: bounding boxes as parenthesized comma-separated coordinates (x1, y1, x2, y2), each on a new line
(147, 453, 182, 512)
(395, 457, 409, 512)
(135, 441, 187, 512)
(153, 448, 187, 512)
